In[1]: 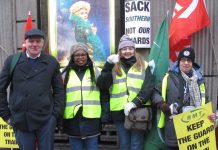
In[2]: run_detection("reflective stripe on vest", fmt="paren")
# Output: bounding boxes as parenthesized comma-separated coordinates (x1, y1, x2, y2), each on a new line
(199, 83, 206, 105)
(110, 62, 150, 111)
(64, 69, 101, 119)
(157, 74, 206, 128)
(157, 73, 169, 128)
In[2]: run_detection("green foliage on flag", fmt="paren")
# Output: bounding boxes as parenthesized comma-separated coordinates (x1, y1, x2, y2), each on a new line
(148, 16, 169, 84)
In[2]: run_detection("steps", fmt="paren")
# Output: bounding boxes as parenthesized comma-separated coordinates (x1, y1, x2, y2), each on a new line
(54, 124, 119, 150)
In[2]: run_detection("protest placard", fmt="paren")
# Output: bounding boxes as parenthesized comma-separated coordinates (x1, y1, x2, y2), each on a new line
(125, 0, 151, 48)
(173, 102, 216, 150)
(0, 117, 18, 148)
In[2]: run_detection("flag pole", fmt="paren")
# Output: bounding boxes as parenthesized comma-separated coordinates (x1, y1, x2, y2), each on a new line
(209, 26, 218, 74)
(21, 11, 33, 52)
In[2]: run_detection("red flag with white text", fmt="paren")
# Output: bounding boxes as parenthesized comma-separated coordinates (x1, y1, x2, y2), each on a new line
(21, 11, 33, 52)
(169, 0, 210, 61)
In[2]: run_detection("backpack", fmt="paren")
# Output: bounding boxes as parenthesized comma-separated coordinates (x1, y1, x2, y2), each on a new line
(10, 52, 21, 76)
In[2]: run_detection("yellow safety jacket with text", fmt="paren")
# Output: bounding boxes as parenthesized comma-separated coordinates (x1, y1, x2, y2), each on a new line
(157, 73, 206, 128)
(110, 62, 151, 111)
(64, 68, 101, 119)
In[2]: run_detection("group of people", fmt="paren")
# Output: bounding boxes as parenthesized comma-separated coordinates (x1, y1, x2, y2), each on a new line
(0, 28, 216, 150)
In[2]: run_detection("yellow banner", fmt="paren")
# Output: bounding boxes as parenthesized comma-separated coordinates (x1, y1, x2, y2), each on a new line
(0, 117, 19, 148)
(173, 102, 216, 150)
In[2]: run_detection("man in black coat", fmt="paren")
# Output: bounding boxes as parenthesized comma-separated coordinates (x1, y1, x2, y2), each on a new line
(0, 29, 65, 150)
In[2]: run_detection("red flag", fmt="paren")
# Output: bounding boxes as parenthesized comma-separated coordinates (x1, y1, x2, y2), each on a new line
(21, 11, 33, 52)
(169, 0, 210, 61)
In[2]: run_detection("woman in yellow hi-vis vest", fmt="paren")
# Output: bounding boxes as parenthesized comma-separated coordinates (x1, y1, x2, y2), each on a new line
(62, 43, 102, 150)
(97, 34, 154, 150)
(153, 47, 215, 150)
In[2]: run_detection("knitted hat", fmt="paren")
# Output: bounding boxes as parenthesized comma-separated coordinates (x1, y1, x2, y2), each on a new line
(178, 47, 195, 63)
(118, 34, 135, 50)
(70, 43, 89, 55)
(25, 29, 45, 39)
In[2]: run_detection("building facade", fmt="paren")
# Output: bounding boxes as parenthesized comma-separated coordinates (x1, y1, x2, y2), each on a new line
(0, 0, 217, 149)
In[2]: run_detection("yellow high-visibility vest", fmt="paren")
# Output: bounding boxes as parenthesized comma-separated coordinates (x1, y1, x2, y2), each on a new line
(110, 62, 151, 111)
(64, 68, 101, 119)
(158, 73, 206, 128)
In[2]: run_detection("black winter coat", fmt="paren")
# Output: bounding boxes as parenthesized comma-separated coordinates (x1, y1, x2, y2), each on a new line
(0, 52, 65, 131)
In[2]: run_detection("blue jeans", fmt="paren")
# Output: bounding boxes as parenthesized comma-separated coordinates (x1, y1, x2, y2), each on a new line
(14, 115, 57, 150)
(69, 136, 99, 150)
(114, 121, 145, 150)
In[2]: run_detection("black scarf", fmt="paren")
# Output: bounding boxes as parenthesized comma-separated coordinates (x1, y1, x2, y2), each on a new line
(120, 56, 136, 73)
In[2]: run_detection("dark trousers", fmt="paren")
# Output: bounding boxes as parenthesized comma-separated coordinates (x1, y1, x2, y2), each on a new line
(69, 136, 99, 150)
(216, 125, 218, 149)
(14, 115, 57, 150)
(167, 146, 179, 150)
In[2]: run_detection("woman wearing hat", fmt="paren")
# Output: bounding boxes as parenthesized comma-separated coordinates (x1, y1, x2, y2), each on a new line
(153, 47, 215, 150)
(62, 43, 102, 150)
(97, 34, 154, 150)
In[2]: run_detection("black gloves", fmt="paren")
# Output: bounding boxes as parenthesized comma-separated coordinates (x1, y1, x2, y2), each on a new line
(157, 101, 171, 116)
